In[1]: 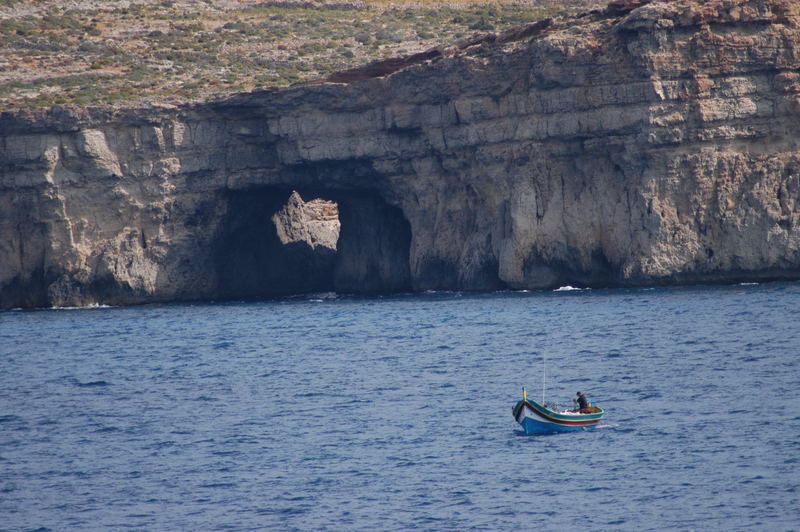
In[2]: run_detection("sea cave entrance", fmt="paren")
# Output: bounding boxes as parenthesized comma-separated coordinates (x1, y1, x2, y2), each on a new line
(215, 187, 411, 299)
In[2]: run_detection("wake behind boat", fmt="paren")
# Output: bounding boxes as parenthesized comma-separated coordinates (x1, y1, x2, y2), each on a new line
(513, 388, 604, 434)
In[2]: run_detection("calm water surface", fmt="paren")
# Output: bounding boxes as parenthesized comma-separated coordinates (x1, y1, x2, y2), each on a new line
(1, 283, 799, 531)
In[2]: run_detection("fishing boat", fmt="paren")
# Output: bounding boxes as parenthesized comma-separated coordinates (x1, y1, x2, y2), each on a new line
(513, 388, 604, 434)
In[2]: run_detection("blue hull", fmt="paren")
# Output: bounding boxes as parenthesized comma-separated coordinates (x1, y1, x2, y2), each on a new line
(519, 416, 599, 434)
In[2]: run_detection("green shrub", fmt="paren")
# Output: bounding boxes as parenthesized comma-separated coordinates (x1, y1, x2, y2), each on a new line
(469, 18, 495, 31)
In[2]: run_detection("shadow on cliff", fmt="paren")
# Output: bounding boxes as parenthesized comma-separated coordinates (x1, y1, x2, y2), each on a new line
(522, 247, 617, 290)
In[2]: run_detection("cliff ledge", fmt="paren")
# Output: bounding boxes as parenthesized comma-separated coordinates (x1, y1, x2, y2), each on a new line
(2, 0, 800, 308)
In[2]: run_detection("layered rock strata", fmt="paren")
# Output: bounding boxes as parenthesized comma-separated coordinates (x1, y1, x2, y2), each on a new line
(1, 0, 799, 309)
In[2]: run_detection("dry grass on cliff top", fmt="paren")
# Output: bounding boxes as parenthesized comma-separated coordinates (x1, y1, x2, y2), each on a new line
(0, 0, 602, 110)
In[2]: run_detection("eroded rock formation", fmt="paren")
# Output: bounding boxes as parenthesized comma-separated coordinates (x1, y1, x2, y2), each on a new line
(2, 0, 800, 308)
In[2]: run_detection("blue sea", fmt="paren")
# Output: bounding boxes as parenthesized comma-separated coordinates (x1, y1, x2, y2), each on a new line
(2, 282, 799, 531)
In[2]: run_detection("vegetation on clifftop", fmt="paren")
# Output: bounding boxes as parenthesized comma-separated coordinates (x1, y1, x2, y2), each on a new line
(0, 0, 601, 110)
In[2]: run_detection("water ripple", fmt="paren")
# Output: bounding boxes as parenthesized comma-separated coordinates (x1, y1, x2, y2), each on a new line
(1, 283, 799, 530)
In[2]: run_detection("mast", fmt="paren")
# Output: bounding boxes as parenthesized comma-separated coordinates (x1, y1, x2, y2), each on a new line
(542, 353, 546, 404)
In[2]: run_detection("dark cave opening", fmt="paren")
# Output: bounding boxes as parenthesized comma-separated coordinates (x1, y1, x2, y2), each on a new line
(215, 187, 411, 299)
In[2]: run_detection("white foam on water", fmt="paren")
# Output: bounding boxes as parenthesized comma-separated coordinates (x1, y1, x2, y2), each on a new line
(554, 285, 589, 292)
(308, 291, 337, 301)
(50, 302, 113, 310)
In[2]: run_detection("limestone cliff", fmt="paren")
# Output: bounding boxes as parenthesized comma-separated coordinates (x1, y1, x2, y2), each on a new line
(2, 0, 799, 309)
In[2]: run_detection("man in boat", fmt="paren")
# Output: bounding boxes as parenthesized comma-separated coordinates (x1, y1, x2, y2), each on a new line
(575, 391, 589, 412)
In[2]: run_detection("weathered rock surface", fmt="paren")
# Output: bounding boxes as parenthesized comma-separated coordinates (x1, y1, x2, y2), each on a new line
(2, 0, 800, 309)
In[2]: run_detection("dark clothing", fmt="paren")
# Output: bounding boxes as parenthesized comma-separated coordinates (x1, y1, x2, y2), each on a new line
(577, 394, 588, 409)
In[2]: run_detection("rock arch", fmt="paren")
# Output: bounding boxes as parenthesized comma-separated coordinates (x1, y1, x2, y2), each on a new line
(214, 186, 411, 299)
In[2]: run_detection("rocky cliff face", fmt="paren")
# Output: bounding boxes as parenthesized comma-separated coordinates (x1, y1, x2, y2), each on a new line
(2, 0, 800, 309)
